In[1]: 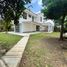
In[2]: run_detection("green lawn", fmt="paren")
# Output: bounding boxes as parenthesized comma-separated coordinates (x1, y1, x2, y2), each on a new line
(20, 32, 67, 67)
(0, 33, 22, 57)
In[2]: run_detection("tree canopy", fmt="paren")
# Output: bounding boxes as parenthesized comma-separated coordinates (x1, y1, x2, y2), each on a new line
(42, 0, 67, 19)
(42, 0, 67, 40)
(0, 0, 31, 25)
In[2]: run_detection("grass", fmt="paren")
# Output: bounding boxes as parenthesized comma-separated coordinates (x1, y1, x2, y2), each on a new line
(0, 32, 22, 57)
(28, 32, 60, 39)
(20, 32, 67, 67)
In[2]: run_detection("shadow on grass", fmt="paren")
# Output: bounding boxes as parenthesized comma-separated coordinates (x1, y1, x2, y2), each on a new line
(42, 37, 67, 49)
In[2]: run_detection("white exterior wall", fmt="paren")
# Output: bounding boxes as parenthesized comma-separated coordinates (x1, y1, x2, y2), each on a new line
(14, 9, 54, 33)
(40, 26, 45, 31)
(19, 15, 36, 23)
(19, 23, 36, 33)
(19, 9, 37, 23)
(36, 13, 44, 23)
(19, 10, 44, 24)
(48, 23, 54, 32)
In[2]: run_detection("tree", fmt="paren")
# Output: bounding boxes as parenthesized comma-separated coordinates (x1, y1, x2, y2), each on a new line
(42, 0, 67, 40)
(0, 20, 4, 31)
(0, 0, 31, 25)
(0, 19, 12, 32)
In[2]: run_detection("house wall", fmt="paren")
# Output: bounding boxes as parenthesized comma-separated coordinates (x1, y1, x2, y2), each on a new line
(48, 23, 54, 32)
(19, 9, 37, 23)
(14, 9, 54, 33)
(19, 22, 47, 33)
(19, 10, 45, 24)
(40, 26, 45, 31)
(36, 13, 44, 23)
(19, 23, 36, 33)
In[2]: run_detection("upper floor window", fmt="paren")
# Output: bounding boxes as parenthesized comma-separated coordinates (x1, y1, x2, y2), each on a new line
(23, 12, 27, 19)
(28, 14, 31, 18)
(32, 16, 34, 22)
(40, 17, 42, 22)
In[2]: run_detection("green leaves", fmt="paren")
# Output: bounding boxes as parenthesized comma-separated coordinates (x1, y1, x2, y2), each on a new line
(0, 0, 31, 24)
(42, 0, 67, 19)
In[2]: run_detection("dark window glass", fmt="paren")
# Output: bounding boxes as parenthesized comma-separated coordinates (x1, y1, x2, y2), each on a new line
(23, 12, 27, 19)
(40, 17, 42, 22)
(32, 16, 34, 21)
(29, 14, 31, 18)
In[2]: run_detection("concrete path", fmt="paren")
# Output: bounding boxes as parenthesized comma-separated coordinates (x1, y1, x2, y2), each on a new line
(8, 32, 40, 36)
(0, 32, 40, 67)
(0, 33, 30, 67)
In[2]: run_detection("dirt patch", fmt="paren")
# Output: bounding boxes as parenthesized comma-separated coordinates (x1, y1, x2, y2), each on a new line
(19, 34, 67, 67)
(41, 37, 67, 67)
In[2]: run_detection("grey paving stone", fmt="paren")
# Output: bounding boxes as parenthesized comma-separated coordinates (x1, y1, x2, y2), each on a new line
(1, 35, 30, 67)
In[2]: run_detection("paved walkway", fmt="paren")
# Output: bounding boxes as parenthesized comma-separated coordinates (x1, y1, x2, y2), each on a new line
(0, 33, 30, 67)
(8, 32, 40, 36)
(0, 32, 40, 67)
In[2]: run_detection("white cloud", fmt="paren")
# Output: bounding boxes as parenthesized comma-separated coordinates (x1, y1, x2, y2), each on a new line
(38, 0, 42, 5)
(36, 11, 41, 14)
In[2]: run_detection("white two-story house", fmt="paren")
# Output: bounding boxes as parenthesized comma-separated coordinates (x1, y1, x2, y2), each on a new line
(12, 9, 54, 33)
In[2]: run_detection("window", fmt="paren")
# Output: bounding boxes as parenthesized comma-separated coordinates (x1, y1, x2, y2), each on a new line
(15, 24, 19, 32)
(32, 16, 34, 21)
(29, 14, 31, 18)
(40, 17, 42, 22)
(23, 12, 27, 19)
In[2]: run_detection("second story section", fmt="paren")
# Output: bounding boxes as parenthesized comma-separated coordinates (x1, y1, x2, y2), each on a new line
(19, 9, 45, 24)
(36, 13, 44, 23)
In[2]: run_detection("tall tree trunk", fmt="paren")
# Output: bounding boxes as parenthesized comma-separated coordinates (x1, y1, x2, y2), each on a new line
(60, 15, 66, 40)
(14, 17, 19, 25)
(14, 17, 19, 32)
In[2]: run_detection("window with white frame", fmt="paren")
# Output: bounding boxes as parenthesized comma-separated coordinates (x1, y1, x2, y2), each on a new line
(32, 16, 34, 21)
(40, 17, 42, 22)
(23, 12, 27, 19)
(28, 14, 31, 18)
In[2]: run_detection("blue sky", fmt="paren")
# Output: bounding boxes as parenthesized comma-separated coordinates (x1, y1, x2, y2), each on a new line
(25, 0, 42, 13)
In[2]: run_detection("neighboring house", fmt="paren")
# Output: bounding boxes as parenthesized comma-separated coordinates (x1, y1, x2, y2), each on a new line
(12, 9, 54, 33)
